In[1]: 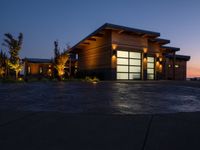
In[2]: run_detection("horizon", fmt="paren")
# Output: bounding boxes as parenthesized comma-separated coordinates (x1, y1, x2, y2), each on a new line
(1, 0, 200, 78)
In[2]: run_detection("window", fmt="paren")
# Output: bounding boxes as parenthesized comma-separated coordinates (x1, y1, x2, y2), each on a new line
(76, 54, 78, 59)
(147, 57, 155, 80)
(129, 66, 141, 72)
(117, 51, 128, 58)
(129, 73, 141, 80)
(39, 67, 43, 74)
(28, 66, 31, 74)
(129, 59, 141, 66)
(117, 65, 128, 72)
(117, 58, 129, 65)
(117, 73, 129, 79)
(175, 64, 179, 68)
(129, 52, 141, 59)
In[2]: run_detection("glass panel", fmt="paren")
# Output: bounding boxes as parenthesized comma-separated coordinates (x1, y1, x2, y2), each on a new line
(147, 57, 154, 63)
(130, 52, 141, 59)
(117, 73, 129, 79)
(147, 74, 154, 80)
(129, 73, 141, 80)
(129, 66, 141, 72)
(129, 59, 141, 66)
(117, 58, 128, 65)
(117, 65, 128, 72)
(147, 63, 154, 68)
(117, 51, 128, 58)
(147, 68, 154, 74)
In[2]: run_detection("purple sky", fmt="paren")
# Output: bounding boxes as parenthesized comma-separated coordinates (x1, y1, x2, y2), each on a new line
(0, 0, 200, 77)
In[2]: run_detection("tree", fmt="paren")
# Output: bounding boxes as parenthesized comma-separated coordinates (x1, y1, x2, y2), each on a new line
(0, 50, 8, 78)
(53, 41, 69, 80)
(3, 33, 23, 80)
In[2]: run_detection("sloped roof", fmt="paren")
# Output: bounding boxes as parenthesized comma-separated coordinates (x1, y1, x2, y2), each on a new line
(161, 46, 180, 52)
(150, 38, 170, 45)
(166, 54, 190, 61)
(23, 58, 53, 63)
(70, 23, 161, 52)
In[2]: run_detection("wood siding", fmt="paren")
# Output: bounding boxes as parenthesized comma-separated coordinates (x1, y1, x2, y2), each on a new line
(148, 41, 160, 54)
(78, 30, 112, 71)
(165, 59, 187, 80)
(112, 31, 148, 49)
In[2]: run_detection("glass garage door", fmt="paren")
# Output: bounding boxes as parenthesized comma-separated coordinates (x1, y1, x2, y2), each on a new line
(147, 57, 155, 80)
(117, 51, 141, 80)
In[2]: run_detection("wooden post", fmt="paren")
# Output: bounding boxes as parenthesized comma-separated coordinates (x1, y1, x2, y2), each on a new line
(172, 52, 176, 80)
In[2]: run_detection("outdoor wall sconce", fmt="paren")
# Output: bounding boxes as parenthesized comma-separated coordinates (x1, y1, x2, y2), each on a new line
(143, 48, 148, 53)
(112, 50, 117, 56)
(112, 44, 118, 50)
(143, 53, 147, 58)
(156, 57, 160, 62)
(143, 48, 147, 60)
(159, 57, 163, 64)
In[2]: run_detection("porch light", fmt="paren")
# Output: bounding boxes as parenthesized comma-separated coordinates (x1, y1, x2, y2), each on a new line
(112, 50, 117, 56)
(143, 48, 148, 53)
(143, 48, 147, 60)
(112, 44, 118, 50)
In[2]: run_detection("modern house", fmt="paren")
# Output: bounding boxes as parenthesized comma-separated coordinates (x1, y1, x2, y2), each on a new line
(22, 58, 53, 78)
(70, 23, 190, 80)
(22, 56, 78, 78)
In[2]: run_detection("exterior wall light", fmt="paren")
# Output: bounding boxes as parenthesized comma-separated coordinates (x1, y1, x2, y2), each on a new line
(143, 48, 148, 53)
(112, 44, 118, 50)
(112, 50, 117, 56)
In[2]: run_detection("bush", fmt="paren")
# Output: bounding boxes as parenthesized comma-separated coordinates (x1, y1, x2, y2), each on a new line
(85, 76, 100, 83)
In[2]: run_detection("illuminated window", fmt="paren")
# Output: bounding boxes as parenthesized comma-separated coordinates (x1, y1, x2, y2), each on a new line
(117, 65, 128, 72)
(117, 58, 128, 65)
(117, 51, 128, 58)
(175, 64, 179, 68)
(147, 57, 154, 63)
(129, 73, 141, 80)
(39, 67, 43, 74)
(147, 74, 154, 80)
(129, 52, 141, 59)
(147, 57, 154, 80)
(117, 73, 129, 79)
(129, 59, 141, 65)
(129, 66, 141, 72)
(28, 66, 31, 74)
(76, 54, 78, 59)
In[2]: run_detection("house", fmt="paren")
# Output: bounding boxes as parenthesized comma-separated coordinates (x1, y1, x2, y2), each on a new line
(22, 56, 78, 78)
(70, 23, 190, 80)
(22, 58, 53, 78)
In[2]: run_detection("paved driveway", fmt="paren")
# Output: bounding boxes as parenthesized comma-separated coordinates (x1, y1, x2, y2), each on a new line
(0, 81, 200, 114)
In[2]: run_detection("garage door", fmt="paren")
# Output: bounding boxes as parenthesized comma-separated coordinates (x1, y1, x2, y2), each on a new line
(117, 51, 141, 80)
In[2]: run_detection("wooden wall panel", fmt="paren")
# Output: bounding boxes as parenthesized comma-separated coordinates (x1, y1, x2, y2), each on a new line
(148, 41, 160, 53)
(165, 59, 187, 80)
(78, 30, 112, 70)
(112, 31, 148, 49)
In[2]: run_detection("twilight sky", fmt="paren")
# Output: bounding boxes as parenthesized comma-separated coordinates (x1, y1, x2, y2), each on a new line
(0, 0, 200, 77)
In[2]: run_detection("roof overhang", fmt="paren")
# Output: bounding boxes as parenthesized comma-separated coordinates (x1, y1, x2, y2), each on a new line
(69, 23, 161, 52)
(161, 46, 180, 53)
(150, 38, 170, 45)
(166, 54, 191, 61)
(23, 58, 53, 63)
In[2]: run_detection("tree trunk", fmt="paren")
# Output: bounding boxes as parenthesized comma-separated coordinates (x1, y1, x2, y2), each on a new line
(16, 71, 18, 80)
